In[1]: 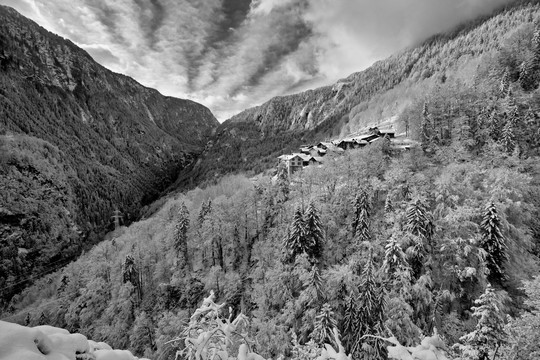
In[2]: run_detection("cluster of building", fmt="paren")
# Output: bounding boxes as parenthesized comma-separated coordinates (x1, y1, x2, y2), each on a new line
(278, 127, 418, 176)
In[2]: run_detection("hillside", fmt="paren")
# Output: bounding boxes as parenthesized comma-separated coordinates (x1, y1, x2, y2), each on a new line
(179, 0, 540, 187)
(0, 5, 218, 307)
(5, 1, 540, 360)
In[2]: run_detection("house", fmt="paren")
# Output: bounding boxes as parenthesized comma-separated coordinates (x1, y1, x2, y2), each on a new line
(300, 145, 313, 154)
(317, 142, 344, 156)
(278, 153, 314, 176)
(355, 133, 380, 143)
(380, 129, 395, 138)
(336, 138, 357, 150)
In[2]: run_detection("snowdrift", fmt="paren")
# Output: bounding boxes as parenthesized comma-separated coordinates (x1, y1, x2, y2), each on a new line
(0, 321, 150, 360)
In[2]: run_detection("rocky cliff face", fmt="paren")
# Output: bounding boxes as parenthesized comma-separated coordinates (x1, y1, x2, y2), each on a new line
(0, 5, 218, 305)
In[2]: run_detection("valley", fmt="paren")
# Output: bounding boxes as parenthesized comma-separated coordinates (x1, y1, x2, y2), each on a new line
(3, 1, 540, 360)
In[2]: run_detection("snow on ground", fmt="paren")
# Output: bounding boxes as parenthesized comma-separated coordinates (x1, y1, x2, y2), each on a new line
(0, 321, 150, 360)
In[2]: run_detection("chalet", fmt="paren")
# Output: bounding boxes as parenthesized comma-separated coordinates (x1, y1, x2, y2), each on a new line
(316, 142, 344, 156)
(355, 133, 380, 143)
(336, 138, 357, 150)
(380, 129, 395, 138)
(278, 153, 315, 176)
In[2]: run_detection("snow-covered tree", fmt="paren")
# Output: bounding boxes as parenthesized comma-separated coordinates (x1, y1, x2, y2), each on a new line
(459, 284, 507, 360)
(305, 202, 324, 261)
(311, 303, 338, 348)
(480, 202, 508, 286)
(383, 236, 406, 276)
(173, 202, 190, 272)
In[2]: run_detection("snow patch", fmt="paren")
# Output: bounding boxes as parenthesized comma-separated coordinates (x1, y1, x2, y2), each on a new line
(0, 321, 150, 360)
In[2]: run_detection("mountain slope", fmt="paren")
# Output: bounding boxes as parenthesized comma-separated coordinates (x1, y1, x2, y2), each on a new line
(0, 5, 218, 306)
(181, 0, 540, 185)
(5, 2, 540, 359)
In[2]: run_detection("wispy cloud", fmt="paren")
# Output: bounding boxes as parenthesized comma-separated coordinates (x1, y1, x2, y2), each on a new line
(0, 0, 516, 120)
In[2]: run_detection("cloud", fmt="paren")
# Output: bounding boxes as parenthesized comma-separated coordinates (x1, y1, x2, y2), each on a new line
(0, 0, 517, 121)
(304, 0, 516, 79)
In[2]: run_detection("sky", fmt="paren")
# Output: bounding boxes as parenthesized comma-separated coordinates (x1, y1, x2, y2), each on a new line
(0, 0, 515, 121)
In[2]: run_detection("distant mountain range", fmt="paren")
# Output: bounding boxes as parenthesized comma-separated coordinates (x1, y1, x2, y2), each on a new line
(0, 5, 218, 304)
(181, 0, 540, 186)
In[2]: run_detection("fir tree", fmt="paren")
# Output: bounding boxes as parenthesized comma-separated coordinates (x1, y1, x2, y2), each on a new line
(501, 121, 515, 154)
(311, 303, 338, 348)
(197, 199, 212, 226)
(352, 254, 386, 359)
(406, 199, 434, 241)
(173, 202, 190, 271)
(488, 110, 501, 141)
(480, 202, 508, 286)
(352, 190, 371, 242)
(405, 199, 434, 278)
(283, 207, 308, 263)
(342, 294, 357, 353)
(519, 57, 536, 91)
(305, 202, 324, 260)
(383, 236, 406, 276)
(460, 284, 507, 360)
(305, 264, 326, 307)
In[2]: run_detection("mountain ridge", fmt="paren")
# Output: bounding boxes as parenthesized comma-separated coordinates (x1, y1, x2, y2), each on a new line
(0, 5, 219, 306)
(176, 0, 539, 188)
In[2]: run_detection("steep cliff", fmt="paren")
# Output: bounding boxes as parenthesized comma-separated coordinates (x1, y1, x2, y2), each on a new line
(0, 5, 218, 305)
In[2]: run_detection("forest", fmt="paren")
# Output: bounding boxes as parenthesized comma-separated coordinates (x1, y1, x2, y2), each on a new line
(5, 1, 540, 360)
(0, 4, 217, 307)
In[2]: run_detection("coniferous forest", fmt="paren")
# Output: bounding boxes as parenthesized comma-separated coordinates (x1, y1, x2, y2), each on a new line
(5, 1, 540, 360)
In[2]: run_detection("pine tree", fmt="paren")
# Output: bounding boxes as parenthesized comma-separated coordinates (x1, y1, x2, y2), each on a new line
(488, 110, 501, 141)
(480, 202, 508, 286)
(501, 121, 515, 154)
(305, 202, 324, 260)
(406, 199, 434, 241)
(283, 207, 308, 263)
(305, 265, 326, 307)
(311, 303, 338, 347)
(405, 199, 434, 278)
(519, 57, 536, 91)
(352, 190, 370, 241)
(460, 284, 507, 360)
(198, 199, 212, 226)
(383, 236, 406, 276)
(351, 254, 386, 359)
(173, 202, 190, 271)
(342, 294, 357, 353)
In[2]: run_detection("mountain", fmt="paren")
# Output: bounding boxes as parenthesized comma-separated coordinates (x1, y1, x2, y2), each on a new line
(4, 1, 540, 359)
(0, 5, 219, 306)
(180, 0, 540, 186)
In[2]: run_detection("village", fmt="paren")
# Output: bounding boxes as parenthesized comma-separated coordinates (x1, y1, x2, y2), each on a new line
(277, 125, 419, 176)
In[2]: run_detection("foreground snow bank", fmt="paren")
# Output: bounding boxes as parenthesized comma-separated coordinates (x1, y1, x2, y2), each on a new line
(0, 321, 150, 360)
